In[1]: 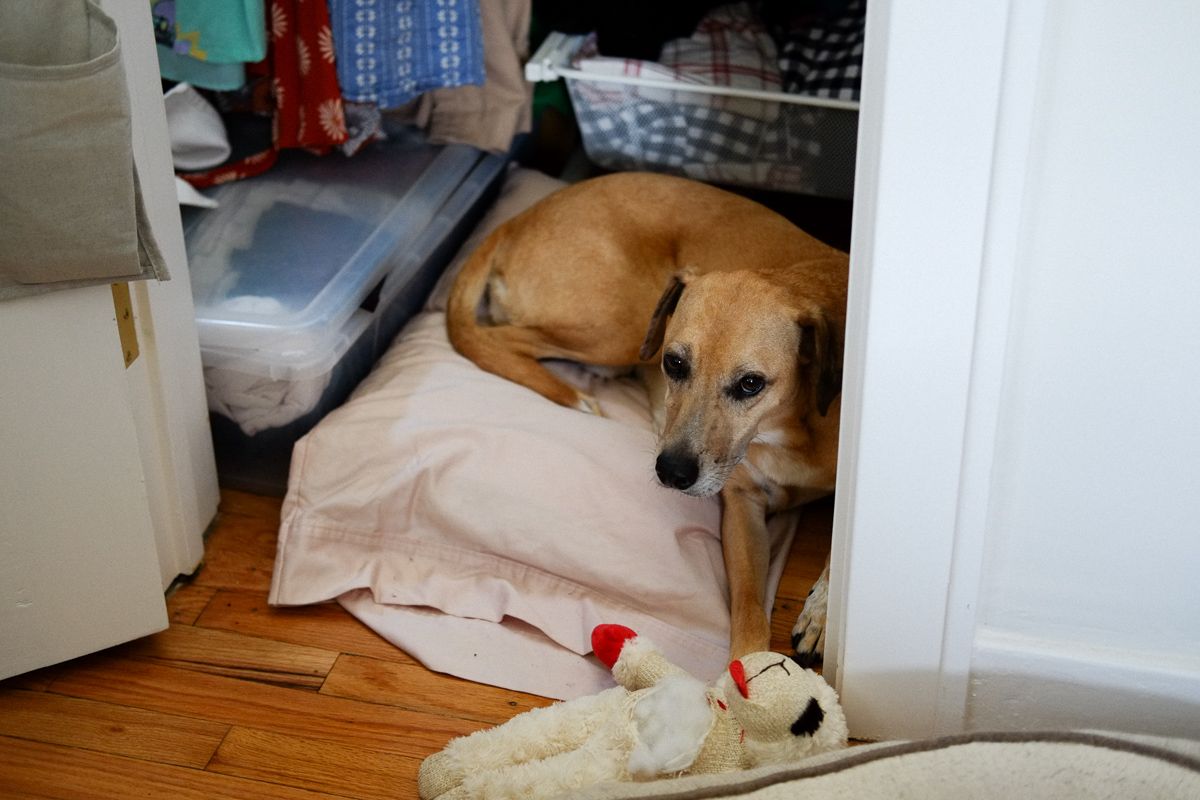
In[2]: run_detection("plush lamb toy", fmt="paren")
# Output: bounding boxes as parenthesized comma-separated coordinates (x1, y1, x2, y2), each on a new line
(418, 624, 849, 799)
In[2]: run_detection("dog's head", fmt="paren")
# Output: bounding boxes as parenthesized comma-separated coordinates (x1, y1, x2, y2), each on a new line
(639, 269, 844, 496)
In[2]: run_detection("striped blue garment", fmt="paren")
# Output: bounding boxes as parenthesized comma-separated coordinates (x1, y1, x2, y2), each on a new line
(328, 0, 485, 109)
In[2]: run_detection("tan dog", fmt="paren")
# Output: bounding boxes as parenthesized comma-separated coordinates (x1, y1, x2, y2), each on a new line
(447, 172, 847, 662)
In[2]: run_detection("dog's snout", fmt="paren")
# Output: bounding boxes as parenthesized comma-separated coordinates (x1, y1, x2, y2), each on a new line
(655, 450, 700, 491)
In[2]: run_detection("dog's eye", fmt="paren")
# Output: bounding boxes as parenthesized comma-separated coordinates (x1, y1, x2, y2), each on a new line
(732, 374, 766, 399)
(663, 353, 689, 381)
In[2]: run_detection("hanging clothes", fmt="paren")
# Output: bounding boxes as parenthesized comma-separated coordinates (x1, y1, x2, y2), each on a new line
(327, 0, 487, 109)
(152, 0, 267, 90)
(163, 0, 266, 63)
(179, 0, 349, 188)
(389, 0, 533, 154)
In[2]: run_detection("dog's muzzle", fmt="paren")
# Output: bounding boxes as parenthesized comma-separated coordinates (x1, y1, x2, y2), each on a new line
(655, 449, 700, 491)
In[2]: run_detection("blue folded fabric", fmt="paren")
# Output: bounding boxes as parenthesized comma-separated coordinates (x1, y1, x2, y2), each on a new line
(329, 0, 486, 110)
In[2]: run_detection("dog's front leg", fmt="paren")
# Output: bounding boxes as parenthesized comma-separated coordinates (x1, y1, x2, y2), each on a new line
(720, 480, 772, 659)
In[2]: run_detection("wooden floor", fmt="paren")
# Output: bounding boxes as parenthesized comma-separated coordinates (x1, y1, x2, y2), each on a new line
(0, 488, 831, 799)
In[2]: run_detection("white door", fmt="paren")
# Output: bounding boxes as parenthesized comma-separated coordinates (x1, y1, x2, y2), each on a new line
(828, 0, 1200, 740)
(0, 289, 171, 679)
(0, 0, 218, 679)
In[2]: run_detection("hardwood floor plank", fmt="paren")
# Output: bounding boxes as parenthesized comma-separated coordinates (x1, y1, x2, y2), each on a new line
(209, 727, 421, 800)
(0, 735, 343, 800)
(166, 583, 217, 625)
(1, 484, 834, 797)
(320, 654, 553, 725)
(0, 689, 227, 768)
(196, 590, 417, 666)
(218, 489, 284, 520)
(47, 655, 482, 758)
(774, 500, 832, 602)
(0, 665, 59, 693)
(193, 500, 283, 593)
(770, 594, 805, 655)
(123, 624, 338, 690)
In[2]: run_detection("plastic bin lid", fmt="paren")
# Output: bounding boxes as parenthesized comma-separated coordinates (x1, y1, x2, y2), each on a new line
(200, 308, 374, 383)
(183, 133, 481, 355)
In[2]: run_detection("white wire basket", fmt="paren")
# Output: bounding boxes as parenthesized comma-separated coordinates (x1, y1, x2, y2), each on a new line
(526, 32, 860, 199)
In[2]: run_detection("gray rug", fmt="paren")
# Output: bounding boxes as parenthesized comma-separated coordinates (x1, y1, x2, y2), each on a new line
(571, 730, 1200, 799)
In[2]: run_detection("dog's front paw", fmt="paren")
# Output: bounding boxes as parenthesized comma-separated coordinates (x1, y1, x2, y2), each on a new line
(574, 393, 604, 417)
(791, 576, 828, 668)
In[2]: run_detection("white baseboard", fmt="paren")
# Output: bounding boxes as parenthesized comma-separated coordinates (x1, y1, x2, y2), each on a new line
(966, 627, 1200, 738)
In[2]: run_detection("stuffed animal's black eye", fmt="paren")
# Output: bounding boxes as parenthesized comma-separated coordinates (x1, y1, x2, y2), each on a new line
(790, 698, 825, 737)
(663, 353, 689, 381)
(733, 374, 765, 398)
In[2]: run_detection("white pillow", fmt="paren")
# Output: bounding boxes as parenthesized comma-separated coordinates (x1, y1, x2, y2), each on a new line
(269, 169, 798, 699)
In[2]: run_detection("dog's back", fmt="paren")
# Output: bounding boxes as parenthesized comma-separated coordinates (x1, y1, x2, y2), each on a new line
(446, 172, 843, 410)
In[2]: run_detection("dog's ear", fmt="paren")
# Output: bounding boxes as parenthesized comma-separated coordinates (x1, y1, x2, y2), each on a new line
(798, 309, 844, 417)
(638, 274, 687, 361)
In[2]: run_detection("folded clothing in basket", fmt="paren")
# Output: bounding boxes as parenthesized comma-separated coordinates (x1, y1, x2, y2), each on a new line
(775, 0, 866, 101)
(565, 2, 861, 197)
(569, 2, 785, 175)
(574, 2, 781, 121)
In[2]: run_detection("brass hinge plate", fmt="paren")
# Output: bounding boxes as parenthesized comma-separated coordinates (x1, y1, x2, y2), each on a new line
(111, 282, 139, 368)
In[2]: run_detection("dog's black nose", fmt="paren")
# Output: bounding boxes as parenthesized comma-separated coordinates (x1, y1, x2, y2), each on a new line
(655, 450, 699, 490)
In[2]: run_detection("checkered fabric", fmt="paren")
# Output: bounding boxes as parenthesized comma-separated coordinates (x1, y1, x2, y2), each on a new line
(565, 2, 860, 197)
(568, 79, 857, 197)
(573, 2, 782, 121)
(777, 0, 866, 101)
(657, 3, 781, 95)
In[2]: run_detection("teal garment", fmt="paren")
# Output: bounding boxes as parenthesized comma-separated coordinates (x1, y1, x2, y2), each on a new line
(156, 44, 246, 90)
(154, 0, 266, 64)
(176, 0, 266, 64)
(151, 0, 265, 91)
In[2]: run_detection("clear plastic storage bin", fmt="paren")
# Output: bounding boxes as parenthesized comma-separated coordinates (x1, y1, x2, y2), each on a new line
(182, 133, 506, 493)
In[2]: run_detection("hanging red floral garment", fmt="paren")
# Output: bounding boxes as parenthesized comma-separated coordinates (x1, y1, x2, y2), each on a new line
(180, 0, 348, 188)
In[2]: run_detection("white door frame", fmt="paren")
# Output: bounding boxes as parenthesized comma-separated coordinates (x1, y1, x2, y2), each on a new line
(105, 0, 220, 587)
(825, 0, 1044, 739)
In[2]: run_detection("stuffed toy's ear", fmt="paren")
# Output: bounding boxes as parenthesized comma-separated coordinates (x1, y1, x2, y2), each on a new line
(728, 659, 750, 699)
(592, 624, 638, 669)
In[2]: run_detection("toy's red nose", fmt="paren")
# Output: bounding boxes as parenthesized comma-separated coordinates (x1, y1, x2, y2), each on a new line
(728, 659, 750, 698)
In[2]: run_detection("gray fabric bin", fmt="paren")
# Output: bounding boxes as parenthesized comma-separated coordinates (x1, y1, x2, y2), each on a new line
(0, 0, 166, 298)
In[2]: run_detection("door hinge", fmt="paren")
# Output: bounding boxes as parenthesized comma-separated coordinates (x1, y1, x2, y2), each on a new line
(111, 282, 139, 368)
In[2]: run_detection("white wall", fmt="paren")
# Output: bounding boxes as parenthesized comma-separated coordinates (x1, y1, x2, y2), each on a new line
(830, 0, 1200, 740)
(967, 0, 1200, 734)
